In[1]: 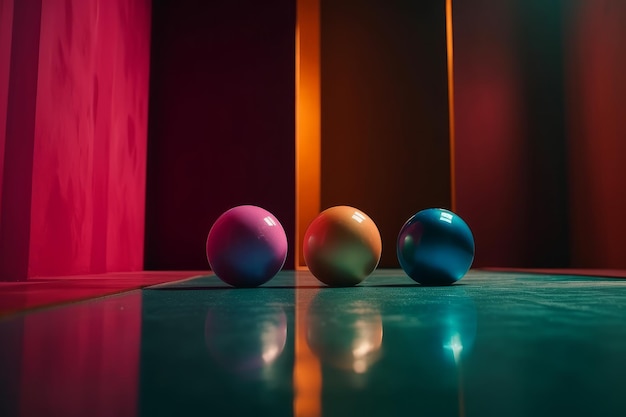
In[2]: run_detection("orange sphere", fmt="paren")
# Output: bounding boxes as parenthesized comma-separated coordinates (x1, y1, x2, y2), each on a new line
(303, 206, 382, 286)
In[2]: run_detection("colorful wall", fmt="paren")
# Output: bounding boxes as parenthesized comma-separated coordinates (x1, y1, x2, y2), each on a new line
(0, 0, 151, 280)
(2, 0, 626, 280)
(146, 0, 451, 270)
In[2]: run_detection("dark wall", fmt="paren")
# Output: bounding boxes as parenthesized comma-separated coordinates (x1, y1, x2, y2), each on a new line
(145, 0, 296, 270)
(320, 0, 451, 267)
(146, 0, 626, 271)
(0, 0, 40, 280)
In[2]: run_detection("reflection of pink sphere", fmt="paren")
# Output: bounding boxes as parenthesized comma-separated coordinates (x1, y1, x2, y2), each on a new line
(206, 205, 288, 287)
(205, 307, 288, 375)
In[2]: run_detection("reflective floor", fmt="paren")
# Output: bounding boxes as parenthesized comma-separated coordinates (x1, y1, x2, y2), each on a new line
(2, 270, 626, 417)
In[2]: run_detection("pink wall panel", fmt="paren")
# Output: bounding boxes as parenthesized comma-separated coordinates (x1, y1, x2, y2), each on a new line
(27, 0, 150, 277)
(104, 0, 150, 272)
(566, 1, 626, 268)
(0, 0, 14, 219)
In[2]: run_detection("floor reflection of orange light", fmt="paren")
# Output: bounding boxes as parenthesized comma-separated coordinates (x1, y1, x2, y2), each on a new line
(307, 301, 383, 374)
(295, 0, 321, 269)
(294, 281, 321, 417)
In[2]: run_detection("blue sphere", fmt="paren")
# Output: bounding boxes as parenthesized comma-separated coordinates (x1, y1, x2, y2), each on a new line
(397, 208, 475, 285)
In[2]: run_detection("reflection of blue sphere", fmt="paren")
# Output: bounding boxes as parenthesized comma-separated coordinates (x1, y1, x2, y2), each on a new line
(437, 294, 477, 363)
(397, 208, 475, 285)
(396, 290, 477, 367)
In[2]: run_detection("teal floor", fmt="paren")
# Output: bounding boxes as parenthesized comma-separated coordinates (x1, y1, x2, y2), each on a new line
(3, 270, 626, 416)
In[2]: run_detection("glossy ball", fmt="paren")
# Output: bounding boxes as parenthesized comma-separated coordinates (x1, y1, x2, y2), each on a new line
(303, 206, 382, 287)
(397, 208, 474, 285)
(206, 205, 287, 287)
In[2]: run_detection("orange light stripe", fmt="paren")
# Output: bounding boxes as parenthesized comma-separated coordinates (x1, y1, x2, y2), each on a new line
(295, 0, 321, 269)
(294, 1, 322, 416)
(295, 14, 302, 269)
(446, 0, 457, 212)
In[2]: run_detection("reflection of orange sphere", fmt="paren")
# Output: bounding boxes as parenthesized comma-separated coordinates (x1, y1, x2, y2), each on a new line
(303, 206, 382, 286)
(307, 298, 383, 373)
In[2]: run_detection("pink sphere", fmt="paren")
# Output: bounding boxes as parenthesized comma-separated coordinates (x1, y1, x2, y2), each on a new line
(206, 205, 288, 287)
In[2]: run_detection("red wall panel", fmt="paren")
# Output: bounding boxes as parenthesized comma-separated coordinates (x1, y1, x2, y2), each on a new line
(454, 0, 571, 268)
(453, 0, 530, 267)
(455, 0, 626, 268)
(566, 1, 626, 268)
(0, 0, 152, 280)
